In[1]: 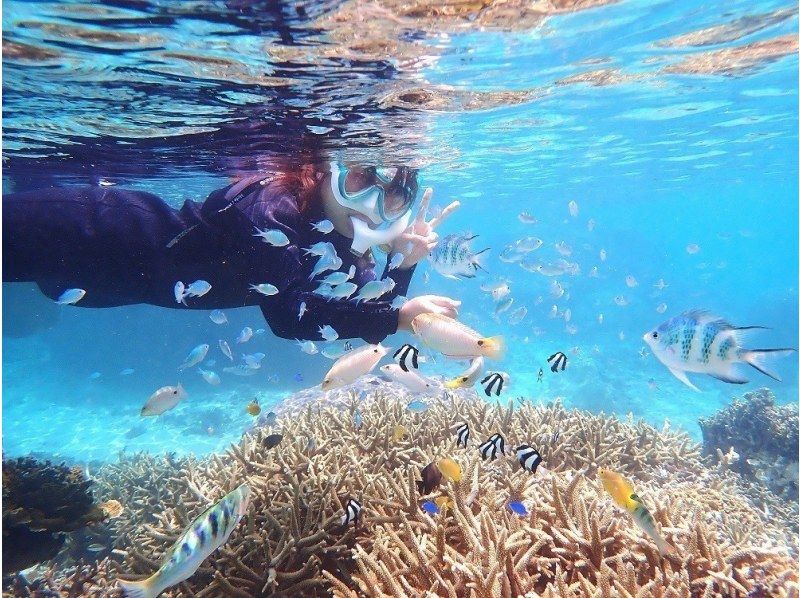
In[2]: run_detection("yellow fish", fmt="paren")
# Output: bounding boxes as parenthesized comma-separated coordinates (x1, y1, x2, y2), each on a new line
(411, 313, 504, 360)
(392, 424, 408, 442)
(437, 458, 462, 483)
(598, 468, 674, 556)
(246, 400, 261, 416)
(445, 356, 485, 389)
(435, 495, 454, 511)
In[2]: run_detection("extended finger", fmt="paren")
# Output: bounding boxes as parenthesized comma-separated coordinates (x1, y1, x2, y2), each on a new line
(415, 188, 433, 224)
(429, 200, 460, 229)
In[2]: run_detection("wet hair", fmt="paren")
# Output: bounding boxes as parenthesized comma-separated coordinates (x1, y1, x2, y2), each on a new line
(271, 162, 326, 215)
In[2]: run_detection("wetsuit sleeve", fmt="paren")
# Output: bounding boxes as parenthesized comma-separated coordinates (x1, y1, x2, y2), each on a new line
(218, 186, 409, 344)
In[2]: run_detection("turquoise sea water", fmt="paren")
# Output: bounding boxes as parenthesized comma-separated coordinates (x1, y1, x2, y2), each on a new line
(2, 0, 798, 464)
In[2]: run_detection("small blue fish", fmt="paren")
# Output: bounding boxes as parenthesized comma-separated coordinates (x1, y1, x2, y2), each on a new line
(406, 400, 429, 413)
(87, 371, 102, 381)
(312, 219, 334, 234)
(508, 501, 528, 516)
(119, 368, 135, 376)
(264, 411, 277, 426)
(249, 283, 279, 296)
(294, 373, 304, 383)
(388, 252, 405, 271)
(255, 328, 266, 335)
(353, 410, 363, 429)
(253, 227, 290, 247)
(421, 501, 440, 515)
(209, 309, 227, 325)
(318, 324, 339, 342)
(56, 288, 86, 305)
(185, 280, 212, 298)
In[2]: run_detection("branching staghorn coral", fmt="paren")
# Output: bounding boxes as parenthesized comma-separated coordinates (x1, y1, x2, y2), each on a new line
(9, 382, 797, 596)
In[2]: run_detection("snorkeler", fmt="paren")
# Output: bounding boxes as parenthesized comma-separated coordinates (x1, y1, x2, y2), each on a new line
(3, 163, 461, 343)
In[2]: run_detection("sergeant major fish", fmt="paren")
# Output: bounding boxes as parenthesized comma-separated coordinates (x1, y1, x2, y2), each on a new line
(117, 485, 250, 598)
(643, 310, 795, 392)
(428, 233, 489, 280)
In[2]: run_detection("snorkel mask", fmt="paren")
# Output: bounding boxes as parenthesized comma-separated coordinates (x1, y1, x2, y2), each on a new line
(329, 162, 419, 256)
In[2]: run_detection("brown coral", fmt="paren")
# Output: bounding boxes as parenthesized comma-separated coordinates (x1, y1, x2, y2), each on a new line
(10, 387, 797, 596)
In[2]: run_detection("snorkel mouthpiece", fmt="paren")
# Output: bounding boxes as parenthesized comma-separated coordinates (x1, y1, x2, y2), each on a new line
(349, 213, 411, 257)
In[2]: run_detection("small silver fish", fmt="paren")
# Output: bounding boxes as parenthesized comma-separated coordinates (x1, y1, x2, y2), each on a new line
(185, 280, 212, 298)
(318, 325, 339, 342)
(209, 310, 227, 325)
(312, 219, 334, 234)
(178, 344, 209, 371)
(298, 301, 307, 320)
(173, 282, 186, 305)
(141, 384, 188, 416)
(253, 227, 290, 247)
(56, 288, 86, 305)
(219, 339, 234, 361)
(236, 327, 253, 344)
(249, 283, 279, 296)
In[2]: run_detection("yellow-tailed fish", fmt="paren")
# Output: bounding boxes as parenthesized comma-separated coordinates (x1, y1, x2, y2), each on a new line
(392, 424, 408, 442)
(598, 468, 674, 556)
(117, 484, 250, 598)
(437, 458, 462, 483)
(445, 356, 485, 389)
(321, 344, 389, 391)
(245, 400, 261, 416)
(411, 313, 504, 360)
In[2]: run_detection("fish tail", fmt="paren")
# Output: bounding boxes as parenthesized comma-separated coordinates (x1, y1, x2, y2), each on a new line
(473, 247, 490, 272)
(117, 578, 156, 598)
(742, 348, 796, 381)
(654, 534, 676, 557)
(478, 336, 505, 360)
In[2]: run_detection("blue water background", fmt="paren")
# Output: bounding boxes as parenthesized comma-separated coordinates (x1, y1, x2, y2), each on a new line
(2, 0, 797, 462)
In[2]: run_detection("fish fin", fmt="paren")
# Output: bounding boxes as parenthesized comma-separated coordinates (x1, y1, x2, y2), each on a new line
(742, 348, 796, 381)
(478, 336, 505, 360)
(667, 367, 700, 392)
(444, 378, 462, 389)
(708, 369, 748, 384)
(443, 274, 461, 281)
(117, 579, 155, 598)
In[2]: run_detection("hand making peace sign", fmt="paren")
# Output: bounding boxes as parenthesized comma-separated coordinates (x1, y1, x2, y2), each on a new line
(390, 187, 460, 269)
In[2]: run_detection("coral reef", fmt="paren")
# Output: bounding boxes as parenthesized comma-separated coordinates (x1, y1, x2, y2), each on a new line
(2, 457, 109, 575)
(6, 383, 798, 596)
(700, 387, 799, 509)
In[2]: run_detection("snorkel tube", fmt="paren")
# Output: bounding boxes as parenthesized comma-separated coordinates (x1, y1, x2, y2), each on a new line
(349, 212, 412, 257)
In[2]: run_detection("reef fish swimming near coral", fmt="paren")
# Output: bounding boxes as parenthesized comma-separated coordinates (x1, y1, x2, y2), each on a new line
(643, 310, 795, 391)
(417, 462, 442, 495)
(480, 372, 508, 396)
(515, 444, 546, 474)
(411, 313, 504, 360)
(547, 352, 567, 373)
(321, 344, 389, 390)
(117, 484, 250, 598)
(445, 356, 485, 389)
(140, 384, 188, 416)
(436, 458, 462, 483)
(393, 343, 420, 372)
(478, 433, 505, 461)
(455, 422, 470, 448)
(597, 468, 674, 556)
(341, 498, 362, 526)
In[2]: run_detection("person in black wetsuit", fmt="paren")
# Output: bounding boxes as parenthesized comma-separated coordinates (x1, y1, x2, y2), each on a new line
(2, 162, 461, 343)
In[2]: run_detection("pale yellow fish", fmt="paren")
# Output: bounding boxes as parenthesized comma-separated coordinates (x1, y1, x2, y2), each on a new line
(598, 468, 675, 556)
(435, 495, 454, 511)
(141, 384, 188, 416)
(437, 458, 462, 483)
(445, 356, 485, 389)
(411, 313, 504, 360)
(321, 344, 389, 391)
(392, 424, 408, 442)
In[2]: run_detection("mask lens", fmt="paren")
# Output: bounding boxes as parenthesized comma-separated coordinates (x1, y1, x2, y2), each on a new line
(343, 170, 374, 195)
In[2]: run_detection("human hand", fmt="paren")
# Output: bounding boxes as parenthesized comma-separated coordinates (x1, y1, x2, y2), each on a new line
(389, 188, 460, 269)
(398, 295, 461, 331)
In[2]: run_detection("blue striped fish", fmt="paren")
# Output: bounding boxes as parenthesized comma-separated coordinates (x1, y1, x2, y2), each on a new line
(118, 484, 250, 598)
(428, 234, 489, 280)
(643, 310, 794, 391)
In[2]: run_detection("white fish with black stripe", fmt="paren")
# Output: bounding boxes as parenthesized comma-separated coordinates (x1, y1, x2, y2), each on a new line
(341, 498, 362, 526)
(547, 351, 567, 372)
(643, 309, 795, 391)
(393, 343, 420, 372)
(117, 484, 250, 598)
(455, 422, 470, 448)
(477, 433, 505, 461)
(480, 372, 509, 397)
(515, 444, 547, 474)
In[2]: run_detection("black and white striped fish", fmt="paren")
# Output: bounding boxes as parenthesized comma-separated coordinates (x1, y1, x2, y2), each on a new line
(455, 422, 470, 448)
(118, 484, 250, 598)
(480, 372, 508, 397)
(393, 343, 420, 372)
(515, 444, 544, 474)
(341, 498, 362, 526)
(478, 433, 505, 461)
(547, 351, 567, 373)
